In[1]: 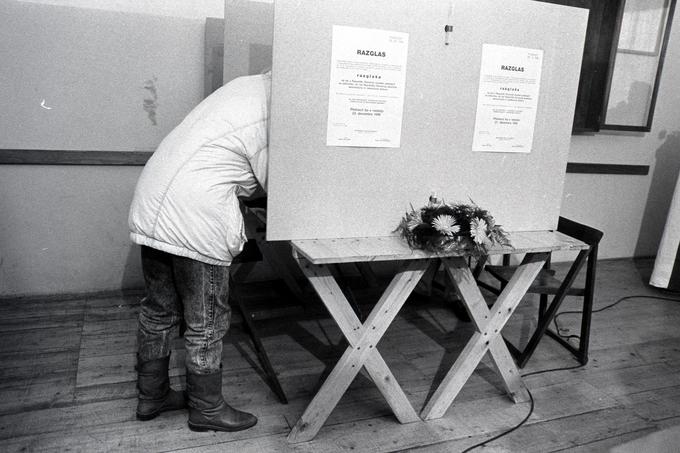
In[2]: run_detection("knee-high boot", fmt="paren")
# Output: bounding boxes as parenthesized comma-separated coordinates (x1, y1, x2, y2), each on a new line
(186, 370, 257, 432)
(136, 355, 187, 420)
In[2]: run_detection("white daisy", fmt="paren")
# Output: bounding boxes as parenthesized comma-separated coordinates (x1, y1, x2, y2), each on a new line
(470, 218, 490, 245)
(432, 214, 459, 236)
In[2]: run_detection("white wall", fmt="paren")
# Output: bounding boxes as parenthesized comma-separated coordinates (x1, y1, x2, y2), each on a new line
(0, 0, 222, 297)
(16, 0, 224, 19)
(561, 5, 680, 259)
(0, 166, 143, 296)
(0, 1, 211, 151)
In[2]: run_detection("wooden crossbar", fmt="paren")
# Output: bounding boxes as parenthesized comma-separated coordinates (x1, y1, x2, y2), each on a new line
(288, 258, 428, 443)
(421, 252, 549, 420)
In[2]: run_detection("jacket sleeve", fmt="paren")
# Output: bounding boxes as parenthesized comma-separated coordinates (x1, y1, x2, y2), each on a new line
(250, 146, 268, 193)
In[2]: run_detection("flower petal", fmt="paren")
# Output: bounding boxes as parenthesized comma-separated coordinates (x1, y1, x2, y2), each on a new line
(432, 214, 459, 236)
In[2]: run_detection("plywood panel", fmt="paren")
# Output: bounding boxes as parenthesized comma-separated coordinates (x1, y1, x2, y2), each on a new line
(267, 0, 588, 240)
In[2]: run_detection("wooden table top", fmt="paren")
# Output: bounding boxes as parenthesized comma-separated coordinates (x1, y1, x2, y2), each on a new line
(290, 231, 588, 264)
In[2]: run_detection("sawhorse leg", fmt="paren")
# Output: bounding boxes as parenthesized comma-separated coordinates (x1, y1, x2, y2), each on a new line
(421, 253, 549, 420)
(288, 258, 431, 443)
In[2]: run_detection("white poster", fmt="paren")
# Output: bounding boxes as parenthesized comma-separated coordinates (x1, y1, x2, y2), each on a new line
(472, 44, 543, 153)
(326, 25, 409, 148)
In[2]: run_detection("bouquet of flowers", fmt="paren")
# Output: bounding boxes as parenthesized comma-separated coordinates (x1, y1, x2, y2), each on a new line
(395, 194, 511, 254)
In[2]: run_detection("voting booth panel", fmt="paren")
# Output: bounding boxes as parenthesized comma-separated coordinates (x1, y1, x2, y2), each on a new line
(223, 0, 274, 84)
(266, 0, 588, 241)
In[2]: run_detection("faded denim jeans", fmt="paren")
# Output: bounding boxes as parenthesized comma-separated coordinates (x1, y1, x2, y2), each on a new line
(138, 245, 231, 374)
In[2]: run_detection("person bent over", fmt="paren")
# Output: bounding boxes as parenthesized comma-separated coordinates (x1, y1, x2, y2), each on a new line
(128, 72, 271, 432)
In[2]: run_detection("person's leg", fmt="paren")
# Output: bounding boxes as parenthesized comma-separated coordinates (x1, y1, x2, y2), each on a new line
(174, 256, 257, 432)
(138, 246, 183, 360)
(136, 245, 187, 420)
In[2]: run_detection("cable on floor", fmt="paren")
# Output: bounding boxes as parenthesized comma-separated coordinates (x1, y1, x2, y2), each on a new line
(553, 294, 680, 340)
(460, 293, 680, 452)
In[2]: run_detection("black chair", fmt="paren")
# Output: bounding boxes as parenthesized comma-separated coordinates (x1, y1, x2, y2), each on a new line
(229, 197, 307, 404)
(484, 217, 603, 367)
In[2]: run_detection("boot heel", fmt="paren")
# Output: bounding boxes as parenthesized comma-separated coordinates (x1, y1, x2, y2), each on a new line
(136, 410, 161, 421)
(188, 423, 209, 432)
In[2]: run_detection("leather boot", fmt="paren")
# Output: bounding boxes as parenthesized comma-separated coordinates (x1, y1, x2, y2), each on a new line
(136, 355, 187, 421)
(186, 370, 257, 432)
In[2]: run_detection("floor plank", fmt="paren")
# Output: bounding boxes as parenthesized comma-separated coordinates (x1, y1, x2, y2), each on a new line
(0, 258, 679, 452)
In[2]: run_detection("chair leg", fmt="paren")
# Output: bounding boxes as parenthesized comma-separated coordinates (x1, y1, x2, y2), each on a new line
(538, 294, 548, 322)
(472, 255, 502, 295)
(231, 281, 288, 404)
(576, 250, 597, 365)
(503, 337, 522, 360)
(545, 329, 580, 357)
(577, 298, 593, 365)
(472, 255, 487, 279)
(515, 250, 589, 368)
(257, 239, 308, 305)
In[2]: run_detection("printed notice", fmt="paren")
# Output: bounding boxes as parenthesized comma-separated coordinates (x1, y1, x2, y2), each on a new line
(326, 25, 409, 148)
(472, 44, 543, 153)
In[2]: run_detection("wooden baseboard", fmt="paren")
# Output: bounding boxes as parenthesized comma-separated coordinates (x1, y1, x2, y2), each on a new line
(0, 149, 152, 165)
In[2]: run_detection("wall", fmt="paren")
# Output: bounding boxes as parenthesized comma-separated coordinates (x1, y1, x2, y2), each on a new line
(0, 1, 678, 297)
(0, 1, 207, 151)
(561, 4, 680, 259)
(0, 166, 143, 296)
(14, 0, 224, 19)
(0, 0, 223, 297)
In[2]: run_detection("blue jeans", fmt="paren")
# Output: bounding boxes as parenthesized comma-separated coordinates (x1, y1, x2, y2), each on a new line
(138, 246, 231, 374)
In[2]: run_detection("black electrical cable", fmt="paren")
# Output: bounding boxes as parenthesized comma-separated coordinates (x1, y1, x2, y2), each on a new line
(555, 294, 680, 324)
(553, 294, 680, 339)
(460, 364, 581, 453)
(459, 294, 680, 452)
(460, 388, 535, 453)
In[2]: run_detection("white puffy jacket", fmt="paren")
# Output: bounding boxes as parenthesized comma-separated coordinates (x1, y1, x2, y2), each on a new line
(128, 73, 270, 266)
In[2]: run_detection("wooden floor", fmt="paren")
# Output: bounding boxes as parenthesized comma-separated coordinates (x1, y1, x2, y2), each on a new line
(2, 258, 680, 452)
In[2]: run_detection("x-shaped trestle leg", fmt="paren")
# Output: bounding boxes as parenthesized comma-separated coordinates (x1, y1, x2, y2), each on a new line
(288, 258, 431, 443)
(421, 252, 549, 420)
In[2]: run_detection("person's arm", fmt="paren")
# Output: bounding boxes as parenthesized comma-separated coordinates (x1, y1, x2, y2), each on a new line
(249, 146, 268, 193)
